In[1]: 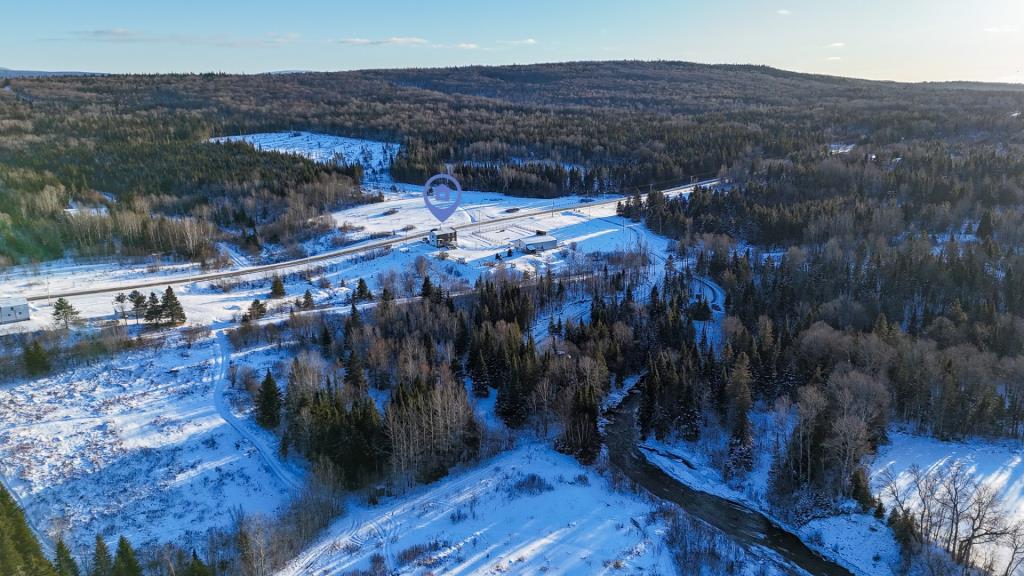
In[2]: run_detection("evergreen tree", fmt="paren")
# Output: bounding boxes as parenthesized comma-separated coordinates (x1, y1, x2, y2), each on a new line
(321, 324, 334, 357)
(55, 536, 81, 576)
(143, 292, 163, 325)
(90, 535, 113, 576)
(183, 551, 211, 576)
(976, 210, 994, 239)
(244, 299, 267, 322)
(420, 275, 434, 299)
(726, 352, 754, 476)
(270, 274, 286, 299)
(52, 297, 80, 329)
(111, 536, 141, 576)
(0, 484, 56, 576)
(256, 371, 281, 429)
(23, 340, 51, 376)
(160, 287, 186, 324)
(354, 277, 373, 301)
(344, 353, 368, 391)
(128, 290, 147, 325)
(302, 289, 315, 310)
(112, 293, 129, 326)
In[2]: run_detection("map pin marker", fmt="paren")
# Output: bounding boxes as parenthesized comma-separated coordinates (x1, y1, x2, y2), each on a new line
(423, 173, 463, 223)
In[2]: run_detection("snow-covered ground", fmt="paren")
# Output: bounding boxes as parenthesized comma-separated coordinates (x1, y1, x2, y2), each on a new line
(871, 430, 1024, 570)
(0, 329, 299, 558)
(0, 202, 664, 338)
(278, 444, 793, 576)
(642, 409, 901, 576)
(210, 132, 399, 190)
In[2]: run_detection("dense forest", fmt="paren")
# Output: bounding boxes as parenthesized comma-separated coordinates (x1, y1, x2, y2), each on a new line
(2, 61, 1022, 264)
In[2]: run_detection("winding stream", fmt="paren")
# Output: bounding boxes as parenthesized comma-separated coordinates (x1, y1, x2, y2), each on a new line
(604, 389, 856, 576)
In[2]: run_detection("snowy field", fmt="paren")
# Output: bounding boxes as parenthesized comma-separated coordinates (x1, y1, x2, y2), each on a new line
(0, 329, 299, 558)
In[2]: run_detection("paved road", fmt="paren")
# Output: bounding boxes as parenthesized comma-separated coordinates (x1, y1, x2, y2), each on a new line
(25, 179, 717, 302)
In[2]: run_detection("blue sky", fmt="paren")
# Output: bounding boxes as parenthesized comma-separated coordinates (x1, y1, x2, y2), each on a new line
(4, 0, 1022, 82)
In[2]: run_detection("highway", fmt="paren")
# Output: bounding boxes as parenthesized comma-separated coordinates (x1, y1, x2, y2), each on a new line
(25, 179, 717, 302)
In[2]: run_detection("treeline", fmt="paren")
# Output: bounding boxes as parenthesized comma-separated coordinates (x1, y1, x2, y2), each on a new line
(0, 96, 365, 264)
(0, 484, 54, 575)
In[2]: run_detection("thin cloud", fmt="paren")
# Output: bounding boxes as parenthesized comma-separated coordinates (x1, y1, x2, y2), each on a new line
(335, 36, 428, 46)
(497, 38, 538, 46)
(456, 43, 479, 50)
(826, 56, 842, 61)
(984, 25, 1019, 34)
(827, 42, 845, 48)
(57, 29, 300, 48)
(68, 28, 153, 43)
(777, 9, 791, 16)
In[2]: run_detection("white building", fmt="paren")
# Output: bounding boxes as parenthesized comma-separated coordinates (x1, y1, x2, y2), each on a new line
(428, 227, 458, 248)
(0, 296, 30, 324)
(513, 231, 558, 253)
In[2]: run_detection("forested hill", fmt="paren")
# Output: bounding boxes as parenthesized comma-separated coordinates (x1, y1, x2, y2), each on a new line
(2, 61, 1023, 264)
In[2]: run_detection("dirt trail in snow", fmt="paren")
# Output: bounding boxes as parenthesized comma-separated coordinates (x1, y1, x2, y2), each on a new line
(213, 331, 302, 492)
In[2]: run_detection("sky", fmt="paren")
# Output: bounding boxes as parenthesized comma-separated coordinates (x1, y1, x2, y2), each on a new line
(3, 0, 1023, 83)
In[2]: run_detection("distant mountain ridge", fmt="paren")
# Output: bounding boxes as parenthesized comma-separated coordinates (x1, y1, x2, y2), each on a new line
(0, 67, 102, 78)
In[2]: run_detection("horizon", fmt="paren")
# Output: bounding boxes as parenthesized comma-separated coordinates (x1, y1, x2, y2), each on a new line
(4, 60, 1023, 87)
(5, 0, 1023, 83)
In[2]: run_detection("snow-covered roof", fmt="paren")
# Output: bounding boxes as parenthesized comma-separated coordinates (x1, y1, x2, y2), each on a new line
(0, 296, 28, 307)
(521, 234, 557, 245)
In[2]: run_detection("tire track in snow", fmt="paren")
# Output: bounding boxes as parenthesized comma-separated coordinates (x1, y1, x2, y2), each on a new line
(213, 332, 302, 492)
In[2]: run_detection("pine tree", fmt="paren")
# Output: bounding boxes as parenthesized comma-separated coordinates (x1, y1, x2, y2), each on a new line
(143, 292, 163, 325)
(321, 324, 334, 357)
(90, 535, 113, 576)
(0, 484, 55, 576)
(355, 277, 373, 301)
(344, 353, 367, 391)
(111, 536, 141, 576)
(302, 289, 314, 310)
(976, 210, 994, 239)
(421, 275, 434, 299)
(256, 371, 281, 429)
(55, 536, 80, 576)
(270, 274, 286, 299)
(726, 352, 754, 476)
(244, 299, 267, 322)
(183, 551, 211, 576)
(128, 290, 147, 325)
(160, 287, 186, 324)
(23, 340, 51, 376)
(52, 297, 80, 329)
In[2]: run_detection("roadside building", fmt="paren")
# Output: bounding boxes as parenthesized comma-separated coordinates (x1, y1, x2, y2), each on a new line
(513, 230, 558, 253)
(0, 296, 30, 324)
(428, 227, 458, 248)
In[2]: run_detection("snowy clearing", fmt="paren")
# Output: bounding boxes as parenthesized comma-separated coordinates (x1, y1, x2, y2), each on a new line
(0, 330, 299, 558)
(278, 444, 792, 576)
(872, 430, 1024, 570)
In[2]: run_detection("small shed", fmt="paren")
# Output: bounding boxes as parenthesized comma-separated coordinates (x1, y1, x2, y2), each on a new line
(514, 231, 558, 253)
(428, 227, 458, 248)
(0, 296, 30, 324)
